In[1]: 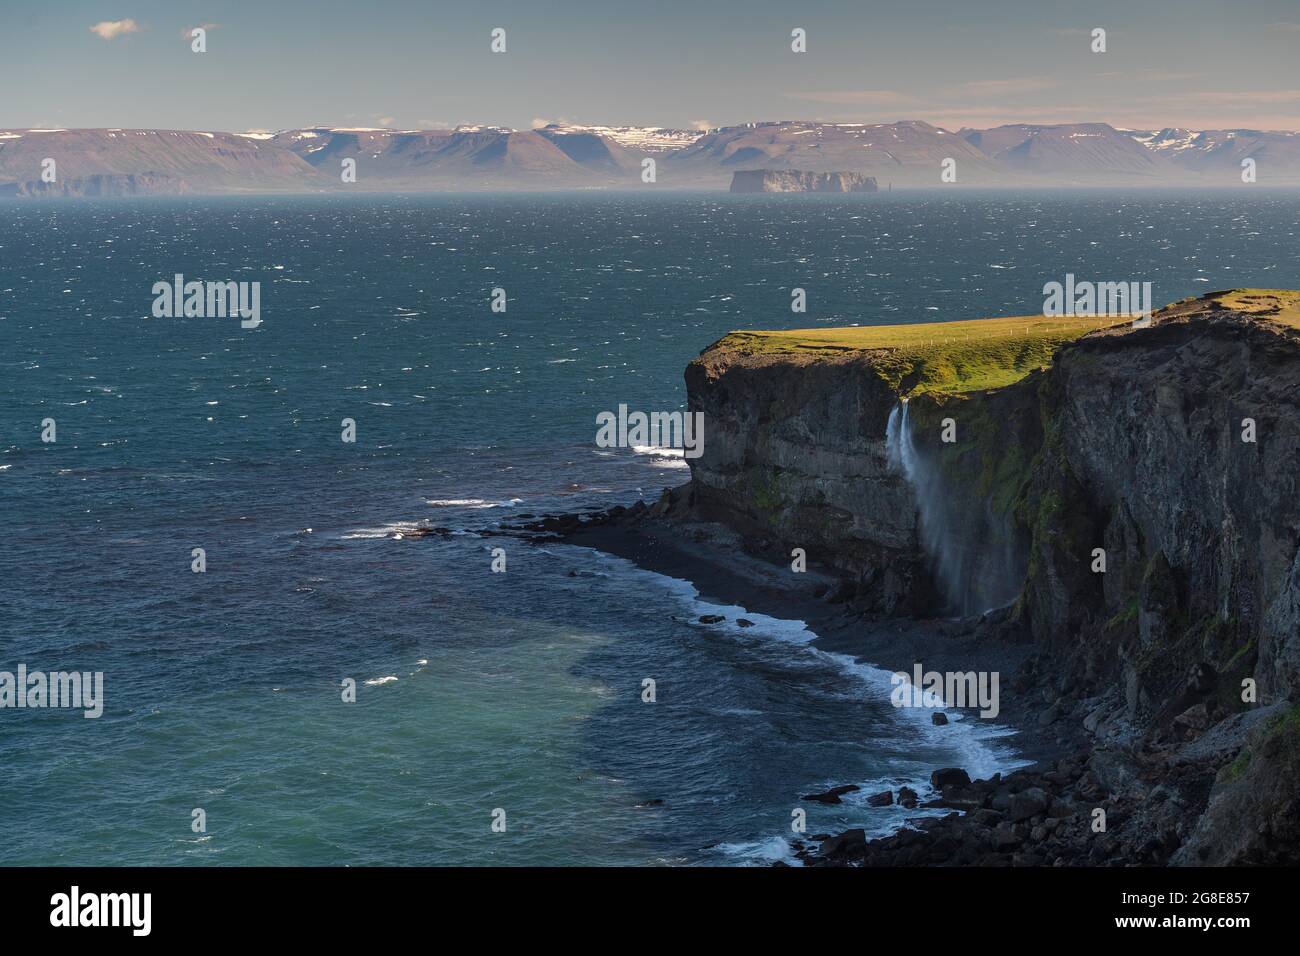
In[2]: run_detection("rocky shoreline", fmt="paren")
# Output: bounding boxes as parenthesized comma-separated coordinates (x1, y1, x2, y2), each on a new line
(491, 469, 1297, 867)
(504, 498, 1110, 865)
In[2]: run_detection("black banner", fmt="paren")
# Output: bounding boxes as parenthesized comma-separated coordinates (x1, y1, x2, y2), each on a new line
(0, 865, 1281, 941)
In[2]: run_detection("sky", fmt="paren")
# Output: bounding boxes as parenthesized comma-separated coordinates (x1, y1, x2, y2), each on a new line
(2, 0, 1298, 132)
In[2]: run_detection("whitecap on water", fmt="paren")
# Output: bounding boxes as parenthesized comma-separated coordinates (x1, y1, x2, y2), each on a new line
(714, 835, 800, 866)
(340, 522, 411, 539)
(631, 445, 690, 470)
(426, 497, 522, 508)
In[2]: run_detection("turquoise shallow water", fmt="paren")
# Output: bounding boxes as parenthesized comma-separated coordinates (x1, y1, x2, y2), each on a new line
(1, 191, 1296, 865)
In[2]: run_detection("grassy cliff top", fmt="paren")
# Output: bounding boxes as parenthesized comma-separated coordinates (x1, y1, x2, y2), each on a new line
(1159, 288, 1300, 326)
(712, 314, 1119, 396)
(707, 289, 1300, 397)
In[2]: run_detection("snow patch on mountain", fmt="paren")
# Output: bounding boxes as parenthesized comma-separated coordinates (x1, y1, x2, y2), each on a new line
(541, 124, 708, 152)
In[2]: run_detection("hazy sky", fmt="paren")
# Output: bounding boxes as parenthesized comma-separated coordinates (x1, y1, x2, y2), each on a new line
(3, 0, 1298, 132)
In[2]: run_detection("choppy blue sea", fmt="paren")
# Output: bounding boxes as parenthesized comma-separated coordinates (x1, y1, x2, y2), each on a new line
(1, 191, 1295, 865)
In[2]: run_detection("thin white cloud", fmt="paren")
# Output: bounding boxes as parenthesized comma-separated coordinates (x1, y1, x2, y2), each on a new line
(783, 90, 918, 106)
(778, 73, 1300, 131)
(785, 93, 1300, 134)
(689, 119, 714, 130)
(958, 76, 1057, 96)
(1188, 89, 1300, 105)
(1094, 69, 1202, 82)
(89, 19, 140, 40)
(792, 78, 1055, 108)
(181, 23, 220, 40)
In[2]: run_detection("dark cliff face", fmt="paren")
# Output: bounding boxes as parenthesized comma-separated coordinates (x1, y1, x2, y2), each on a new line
(686, 308, 1300, 700)
(990, 312, 1300, 864)
(684, 348, 932, 612)
(903, 384, 1041, 616)
(0, 172, 191, 198)
(1017, 315, 1300, 722)
(684, 300, 1300, 863)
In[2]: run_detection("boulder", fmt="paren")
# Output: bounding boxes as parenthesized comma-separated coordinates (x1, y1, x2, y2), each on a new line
(1007, 787, 1050, 822)
(931, 768, 971, 789)
(801, 784, 860, 804)
(819, 828, 867, 857)
(939, 784, 987, 811)
(991, 823, 1023, 848)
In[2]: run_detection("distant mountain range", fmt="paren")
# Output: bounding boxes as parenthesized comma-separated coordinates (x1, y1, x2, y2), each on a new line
(3, 121, 1298, 195)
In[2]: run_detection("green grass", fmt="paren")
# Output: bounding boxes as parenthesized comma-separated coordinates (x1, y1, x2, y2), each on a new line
(1104, 599, 1140, 633)
(1220, 747, 1252, 784)
(1162, 289, 1300, 327)
(713, 314, 1119, 397)
(1219, 703, 1300, 784)
(708, 289, 1300, 397)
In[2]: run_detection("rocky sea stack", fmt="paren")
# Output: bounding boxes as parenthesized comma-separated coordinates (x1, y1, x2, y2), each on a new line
(729, 169, 879, 193)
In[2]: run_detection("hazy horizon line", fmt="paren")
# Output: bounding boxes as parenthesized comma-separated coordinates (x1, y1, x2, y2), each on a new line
(4, 118, 1298, 135)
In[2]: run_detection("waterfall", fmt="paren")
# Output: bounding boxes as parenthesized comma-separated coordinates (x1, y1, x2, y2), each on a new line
(884, 399, 920, 479)
(885, 400, 1021, 616)
(885, 399, 961, 610)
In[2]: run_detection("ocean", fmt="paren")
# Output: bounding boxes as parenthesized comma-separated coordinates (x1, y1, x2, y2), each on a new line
(1, 190, 1296, 865)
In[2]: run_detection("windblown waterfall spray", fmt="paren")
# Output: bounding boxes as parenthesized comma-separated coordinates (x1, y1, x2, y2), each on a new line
(885, 400, 1021, 616)
(885, 399, 962, 609)
(884, 399, 916, 477)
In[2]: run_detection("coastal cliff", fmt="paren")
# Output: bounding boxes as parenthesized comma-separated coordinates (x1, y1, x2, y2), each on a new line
(729, 169, 879, 193)
(679, 290, 1300, 865)
(683, 347, 927, 611)
(0, 172, 191, 198)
